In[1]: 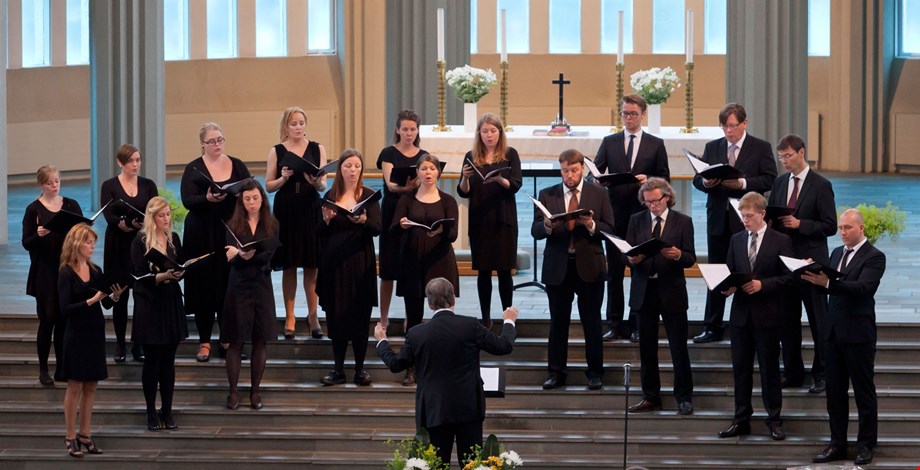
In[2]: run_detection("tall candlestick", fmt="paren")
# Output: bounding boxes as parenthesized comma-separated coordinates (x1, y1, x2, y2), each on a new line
(617, 10, 624, 65)
(437, 8, 445, 62)
(685, 9, 694, 63)
(500, 9, 508, 63)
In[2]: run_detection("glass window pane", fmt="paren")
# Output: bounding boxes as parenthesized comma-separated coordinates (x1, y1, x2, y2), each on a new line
(471, 0, 478, 54)
(497, 0, 529, 54)
(164, 0, 189, 60)
(308, 0, 334, 53)
(549, 0, 581, 53)
(901, 0, 920, 55)
(66, 0, 90, 65)
(600, 0, 634, 54)
(808, 0, 830, 56)
(208, 0, 238, 58)
(653, 0, 685, 54)
(704, 0, 726, 54)
(22, 0, 51, 68)
(256, 0, 286, 57)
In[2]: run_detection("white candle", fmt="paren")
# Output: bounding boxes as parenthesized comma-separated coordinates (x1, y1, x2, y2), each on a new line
(686, 9, 694, 63)
(437, 8, 445, 62)
(500, 9, 508, 63)
(617, 10, 624, 64)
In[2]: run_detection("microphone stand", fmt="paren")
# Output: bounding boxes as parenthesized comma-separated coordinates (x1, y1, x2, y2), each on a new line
(623, 362, 632, 470)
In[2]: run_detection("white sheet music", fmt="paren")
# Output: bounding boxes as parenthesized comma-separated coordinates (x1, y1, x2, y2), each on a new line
(698, 263, 732, 291)
(728, 198, 743, 221)
(684, 150, 710, 174)
(480, 367, 500, 392)
(529, 195, 553, 220)
(583, 158, 605, 178)
(780, 255, 810, 272)
(600, 231, 634, 253)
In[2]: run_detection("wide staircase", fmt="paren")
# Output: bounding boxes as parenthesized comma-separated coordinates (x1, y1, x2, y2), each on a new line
(1, 313, 918, 469)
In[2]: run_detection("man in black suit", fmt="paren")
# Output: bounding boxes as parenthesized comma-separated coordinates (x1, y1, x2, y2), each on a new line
(532, 149, 615, 390)
(717, 192, 794, 441)
(623, 178, 695, 416)
(375, 278, 518, 467)
(804, 209, 886, 466)
(594, 94, 671, 341)
(766, 134, 837, 394)
(692, 103, 777, 343)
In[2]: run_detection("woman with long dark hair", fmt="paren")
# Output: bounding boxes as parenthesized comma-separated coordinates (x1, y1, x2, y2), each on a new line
(317, 149, 381, 386)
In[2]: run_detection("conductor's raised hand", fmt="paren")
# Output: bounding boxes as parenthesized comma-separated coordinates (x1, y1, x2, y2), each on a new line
(502, 306, 519, 323)
(374, 322, 387, 341)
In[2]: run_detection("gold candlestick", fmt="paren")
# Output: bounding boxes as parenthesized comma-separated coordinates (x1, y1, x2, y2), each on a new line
(433, 60, 451, 132)
(611, 62, 625, 133)
(500, 61, 512, 132)
(680, 62, 698, 133)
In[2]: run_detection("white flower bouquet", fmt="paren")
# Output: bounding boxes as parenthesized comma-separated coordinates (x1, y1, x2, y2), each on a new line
(446, 65, 498, 103)
(629, 67, 681, 105)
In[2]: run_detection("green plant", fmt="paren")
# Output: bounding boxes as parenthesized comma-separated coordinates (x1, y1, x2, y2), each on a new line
(839, 202, 906, 244)
(160, 188, 189, 233)
(385, 428, 448, 470)
(462, 434, 523, 469)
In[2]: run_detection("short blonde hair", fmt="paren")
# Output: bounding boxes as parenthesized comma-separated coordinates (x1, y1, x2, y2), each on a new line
(738, 191, 766, 212)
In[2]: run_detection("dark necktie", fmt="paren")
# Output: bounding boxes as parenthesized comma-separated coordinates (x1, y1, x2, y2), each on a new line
(567, 188, 579, 252)
(839, 247, 854, 271)
(652, 216, 662, 239)
(748, 231, 758, 270)
(787, 176, 800, 208)
(626, 134, 636, 169)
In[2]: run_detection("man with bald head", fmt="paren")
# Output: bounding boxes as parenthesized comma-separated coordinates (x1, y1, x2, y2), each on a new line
(803, 209, 886, 466)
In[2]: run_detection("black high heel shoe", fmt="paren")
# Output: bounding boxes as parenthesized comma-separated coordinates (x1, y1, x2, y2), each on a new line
(39, 369, 54, 386)
(146, 411, 161, 431)
(114, 343, 127, 363)
(65, 437, 83, 457)
(76, 433, 103, 454)
(249, 392, 264, 410)
(226, 394, 240, 410)
(131, 344, 145, 362)
(159, 410, 177, 430)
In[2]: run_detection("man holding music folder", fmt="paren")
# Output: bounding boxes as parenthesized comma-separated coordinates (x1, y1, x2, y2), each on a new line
(707, 192, 794, 441)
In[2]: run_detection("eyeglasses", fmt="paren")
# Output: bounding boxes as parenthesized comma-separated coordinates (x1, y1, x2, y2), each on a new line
(643, 195, 668, 206)
(202, 137, 226, 146)
(620, 111, 640, 118)
(777, 152, 797, 160)
(720, 123, 743, 131)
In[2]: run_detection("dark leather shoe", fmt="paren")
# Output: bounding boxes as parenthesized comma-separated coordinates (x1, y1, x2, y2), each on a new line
(781, 375, 804, 388)
(854, 446, 874, 465)
(809, 379, 826, 394)
(249, 392, 263, 410)
(39, 370, 54, 386)
(693, 329, 722, 343)
(812, 445, 846, 463)
(767, 423, 786, 441)
(602, 329, 618, 341)
(321, 370, 346, 386)
(114, 343, 127, 363)
(131, 344, 145, 362)
(146, 412, 161, 431)
(353, 370, 372, 386)
(629, 330, 640, 342)
(225, 395, 240, 410)
(587, 377, 603, 390)
(628, 399, 662, 413)
(401, 368, 415, 386)
(718, 422, 751, 438)
(677, 401, 694, 415)
(160, 411, 177, 430)
(542, 375, 566, 390)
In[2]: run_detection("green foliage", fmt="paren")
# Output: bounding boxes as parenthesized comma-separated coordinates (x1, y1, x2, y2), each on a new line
(839, 202, 906, 245)
(159, 188, 188, 233)
(385, 428, 448, 470)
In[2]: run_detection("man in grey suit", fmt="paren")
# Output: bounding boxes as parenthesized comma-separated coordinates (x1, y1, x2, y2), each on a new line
(767, 134, 837, 393)
(375, 278, 518, 467)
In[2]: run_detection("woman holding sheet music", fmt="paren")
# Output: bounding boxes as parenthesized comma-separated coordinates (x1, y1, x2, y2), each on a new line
(22, 165, 83, 386)
(393, 154, 459, 385)
(265, 106, 327, 340)
(317, 149, 381, 386)
(458, 113, 522, 329)
(221, 180, 279, 410)
(130, 197, 188, 431)
(180, 122, 252, 362)
(376, 110, 428, 330)
(100, 144, 159, 363)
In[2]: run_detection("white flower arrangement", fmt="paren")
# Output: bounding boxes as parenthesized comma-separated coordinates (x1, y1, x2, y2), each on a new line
(446, 65, 498, 103)
(404, 457, 431, 470)
(629, 67, 681, 105)
(499, 450, 523, 467)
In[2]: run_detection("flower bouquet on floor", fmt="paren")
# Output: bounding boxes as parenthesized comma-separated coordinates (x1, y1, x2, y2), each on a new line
(385, 428, 448, 470)
(446, 65, 498, 103)
(629, 66, 681, 105)
(462, 434, 524, 470)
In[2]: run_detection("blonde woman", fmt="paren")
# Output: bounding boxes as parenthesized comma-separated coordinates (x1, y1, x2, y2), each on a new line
(58, 223, 125, 457)
(130, 197, 188, 431)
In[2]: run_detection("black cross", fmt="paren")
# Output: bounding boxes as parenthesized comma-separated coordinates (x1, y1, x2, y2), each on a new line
(552, 73, 571, 124)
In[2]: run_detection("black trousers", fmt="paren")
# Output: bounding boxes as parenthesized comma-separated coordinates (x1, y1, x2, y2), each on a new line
(427, 420, 482, 469)
(702, 231, 731, 332)
(780, 283, 827, 383)
(637, 280, 693, 404)
(729, 323, 782, 426)
(35, 294, 65, 381)
(826, 338, 877, 450)
(604, 249, 631, 331)
(546, 257, 605, 379)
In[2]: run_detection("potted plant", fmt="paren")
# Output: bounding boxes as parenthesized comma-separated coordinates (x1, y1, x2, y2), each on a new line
(840, 202, 906, 245)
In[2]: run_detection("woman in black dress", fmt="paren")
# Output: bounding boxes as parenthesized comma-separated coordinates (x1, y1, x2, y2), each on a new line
(131, 197, 188, 431)
(101, 144, 159, 362)
(393, 154, 459, 385)
(458, 113, 522, 328)
(180, 122, 252, 362)
(317, 149, 381, 386)
(22, 165, 82, 386)
(221, 180, 279, 410)
(265, 106, 327, 339)
(376, 110, 426, 330)
(58, 223, 125, 457)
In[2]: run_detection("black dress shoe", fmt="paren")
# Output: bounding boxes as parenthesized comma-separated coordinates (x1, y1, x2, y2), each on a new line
(693, 329, 722, 343)
(311, 329, 324, 339)
(677, 401, 694, 415)
(131, 344, 145, 362)
(628, 399, 662, 413)
(587, 377, 603, 390)
(812, 445, 846, 463)
(160, 411, 177, 430)
(114, 343, 127, 363)
(629, 330, 640, 342)
(781, 375, 804, 388)
(855, 446, 875, 465)
(146, 412, 161, 431)
(353, 370, 372, 386)
(249, 392, 263, 410)
(542, 375, 566, 390)
(767, 423, 786, 441)
(321, 370, 346, 386)
(401, 368, 416, 386)
(809, 379, 826, 394)
(602, 329, 618, 341)
(718, 422, 751, 438)
(225, 395, 240, 410)
(39, 370, 54, 386)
